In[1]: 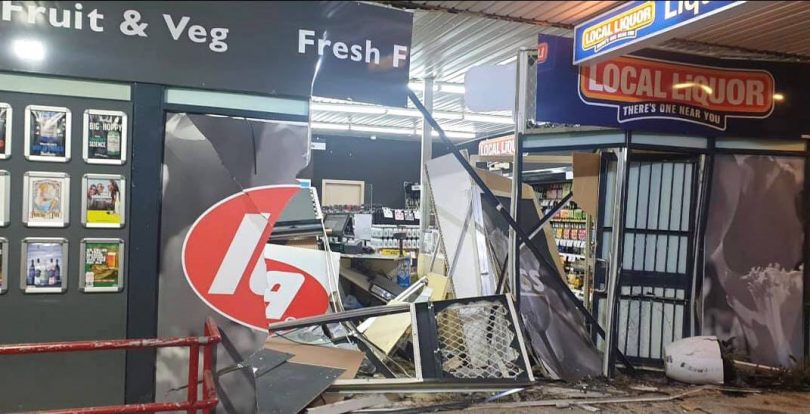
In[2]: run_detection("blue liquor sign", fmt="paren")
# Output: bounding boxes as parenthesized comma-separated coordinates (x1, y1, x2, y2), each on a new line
(573, 1, 755, 65)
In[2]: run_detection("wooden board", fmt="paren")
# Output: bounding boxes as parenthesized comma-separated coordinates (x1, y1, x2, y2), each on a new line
(265, 337, 364, 380)
(362, 273, 450, 354)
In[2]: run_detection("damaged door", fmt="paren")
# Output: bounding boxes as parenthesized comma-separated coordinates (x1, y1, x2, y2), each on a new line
(594, 153, 699, 366)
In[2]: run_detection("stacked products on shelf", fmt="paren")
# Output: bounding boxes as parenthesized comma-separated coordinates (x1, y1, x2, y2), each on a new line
(369, 225, 420, 250)
(535, 181, 590, 294)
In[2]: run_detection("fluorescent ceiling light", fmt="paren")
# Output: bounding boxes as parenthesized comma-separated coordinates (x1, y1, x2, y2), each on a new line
(311, 102, 386, 114)
(438, 84, 465, 94)
(311, 122, 349, 131)
(386, 108, 421, 117)
(464, 114, 514, 124)
(498, 56, 517, 65)
(12, 38, 45, 62)
(351, 125, 415, 135)
(408, 82, 465, 94)
(432, 131, 476, 139)
(433, 111, 463, 120)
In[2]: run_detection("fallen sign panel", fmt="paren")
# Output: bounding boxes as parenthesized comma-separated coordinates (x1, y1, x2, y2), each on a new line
(269, 294, 535, 386)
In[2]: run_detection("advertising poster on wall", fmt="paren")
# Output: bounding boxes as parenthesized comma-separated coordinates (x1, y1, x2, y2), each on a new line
(81, 239, 124, 292)
(156, 112, 310, 412)
(702, 155, 805, 367)
(0, 238, 7, 294)
(83, 110, 127, 164)
(0, 103, 10, 159)
(82, 174, 125, 228)
(21, 239, 67, 293)
(23, 172, 70, 227)
(0, 170, 8, 227)
(25, 105, 71, 162)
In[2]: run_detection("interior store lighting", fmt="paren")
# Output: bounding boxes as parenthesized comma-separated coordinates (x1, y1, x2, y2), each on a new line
(311, 101, 512, 124)
(433, 111, 464, 120)
(498, 56, 517, 65)
(310, 122, 350, 131)
(464, 114, 515, 124)
(432, 130, 476, 139)
(386, 108, 421, 117)
(310, 102, 387, 114)
(350, 125, 415, 135)
(407, 81, 466, 94)
(438, 84, 466, 94)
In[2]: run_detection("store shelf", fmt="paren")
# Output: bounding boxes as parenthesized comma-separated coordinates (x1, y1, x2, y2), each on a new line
(559, 253, 585, 260)
(551, 219, 588, 223)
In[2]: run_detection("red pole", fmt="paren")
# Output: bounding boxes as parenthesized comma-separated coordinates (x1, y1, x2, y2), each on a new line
(187, 344, 199, 414)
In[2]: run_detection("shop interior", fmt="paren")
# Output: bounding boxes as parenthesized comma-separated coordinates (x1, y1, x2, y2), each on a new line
(0, 1, 809, 413)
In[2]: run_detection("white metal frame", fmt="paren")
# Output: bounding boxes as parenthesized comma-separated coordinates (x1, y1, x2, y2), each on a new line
(22, 171, 70, 228)
(83, 109, 128, 165)
(0, 103, 11, 159)
(79, 238, 125, 293)
(20, 237, 69, 294)
(24, 105, 72, 163)
(81, 173, 126, 228)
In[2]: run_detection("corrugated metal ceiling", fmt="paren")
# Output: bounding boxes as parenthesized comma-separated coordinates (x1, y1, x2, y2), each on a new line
(393, 1, 810, 61)
(317, 1, 810, 141)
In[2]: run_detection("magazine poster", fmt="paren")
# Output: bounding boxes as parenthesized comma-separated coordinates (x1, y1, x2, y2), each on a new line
(0, 238, 7, 293)
(81, 239, 123, 292)
(0, 103, 10, 159)
(22, 240, 66, 293)
(0, 170, 8, 226)
(25, 106, 71, 161)
(84, 110, 126, 164)
(24, 172, 69, 227)
(83, 174, 125, 227)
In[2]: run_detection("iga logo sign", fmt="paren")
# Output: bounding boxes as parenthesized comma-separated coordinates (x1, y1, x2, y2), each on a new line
(578, 56, 775, 130)
(182, 185, 329, 331)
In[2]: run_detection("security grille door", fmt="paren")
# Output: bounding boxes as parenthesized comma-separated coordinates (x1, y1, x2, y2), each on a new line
(594, 155, 698, 366)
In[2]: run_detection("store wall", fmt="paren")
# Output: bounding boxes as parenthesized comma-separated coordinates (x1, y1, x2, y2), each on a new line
(307, 135, 478, 208)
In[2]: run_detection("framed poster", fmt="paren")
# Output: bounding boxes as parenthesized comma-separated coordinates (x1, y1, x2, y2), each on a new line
(24, 105, 71, 162)
(20, 238, 68, 294)
(0, 170, 8, 227)
(83, 109, 127, 165)
(80, 238, 124, 293)
(0, 103, 11, 159)
(23, 171, 70, 227)
(82, 173, 125, 228)
(0, 237, 7, 294)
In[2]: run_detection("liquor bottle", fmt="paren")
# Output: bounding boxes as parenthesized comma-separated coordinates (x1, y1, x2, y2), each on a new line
(48, 258, 56, 286)
(54, 259, 61, 284)
(27, 260, 36, 286)
(107, 130, 121, 157)
(35, 258, 43, 286)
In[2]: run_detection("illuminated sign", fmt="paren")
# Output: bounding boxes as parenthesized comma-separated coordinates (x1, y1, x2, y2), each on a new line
(579, 56, 774, 130)
(574, 1, 751, 65)
(535, 35, 810, 139)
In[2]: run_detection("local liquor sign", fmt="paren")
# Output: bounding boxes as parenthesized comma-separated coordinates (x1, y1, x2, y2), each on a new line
(537, 35, 810, 138)
(0, 1, 412, 106)
(478, 135, 515, 156)
(573, 1, 759, 64)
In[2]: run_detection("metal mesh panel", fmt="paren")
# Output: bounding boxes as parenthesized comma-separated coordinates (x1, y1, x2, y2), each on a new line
(435, 300, 525, 379)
